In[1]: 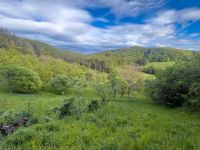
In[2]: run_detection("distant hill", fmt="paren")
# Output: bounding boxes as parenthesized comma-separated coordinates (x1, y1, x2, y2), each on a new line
(80, 46, 196, 72)
(0, 28, 198, 73)
(0, 28, 84, 64)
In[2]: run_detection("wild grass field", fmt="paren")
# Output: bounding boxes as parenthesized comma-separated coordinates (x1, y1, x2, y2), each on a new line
(1, 89, 200, 150)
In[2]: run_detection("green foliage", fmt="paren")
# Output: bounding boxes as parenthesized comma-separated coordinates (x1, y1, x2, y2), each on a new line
(137, 58, 149, 66)
(147, 60, 200, 108)
(143, 65, 156, 74)
(4, 128, 35, 147)
(54, 101, 74, 118)
(53, 97, 90, 118)
(0, 110, 31, 124)
(1, 110, 16, 124)
(1, 28, 200, 149)
(108, 71, 121, 99)
(118, 65, 143, 97)
(0, 48, 106, 89)
(50, 74, 77, 94)
(80, 56, 112, 73)
(0, 28, 84, 64)
(83, 46, 195, 72)
(2, 66, 42, 93)
(88, 100, 99, 112)
(117, 79, 128, 98)
(95, 83, 112, 104)
(143, 62, 175, 75)
(2, 93, 200, 149)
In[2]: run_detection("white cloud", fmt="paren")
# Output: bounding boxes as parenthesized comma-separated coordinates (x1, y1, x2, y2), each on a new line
(149, 8, 200, 26)
(0, 0, 199, 53)
(66, 0, 165, 18)
(179, 8, 200, 22)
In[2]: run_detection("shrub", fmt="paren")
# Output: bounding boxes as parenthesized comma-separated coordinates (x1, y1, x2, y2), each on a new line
(143, 66, 156, 74)
(88, 100, 99, 112)
(137, 58, 149, 66)
(28, 117, 39, 125)
(146, 60, 200, 108)
(1, 110, 16, 124)
(2, 66, 42, 93)
(53, 97, 89, 118)
(50, 74, 79, 95)
(95, 83, 112, 105)
(1, 110, 31, 124)
(147, 65, 189, 107)
(56, 101, 74, 118)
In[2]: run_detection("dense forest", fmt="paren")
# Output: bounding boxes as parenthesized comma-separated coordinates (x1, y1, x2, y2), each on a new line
(0, 29, 200, 149)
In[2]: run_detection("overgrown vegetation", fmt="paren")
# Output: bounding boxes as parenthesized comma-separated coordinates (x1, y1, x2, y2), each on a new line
(0, 29, 200, 149)
(146, 57, 200, 109)
(1, 66, 42, 93)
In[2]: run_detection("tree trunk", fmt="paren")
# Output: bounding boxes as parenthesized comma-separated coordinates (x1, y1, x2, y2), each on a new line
(114, 89, 116, 99)
(9, 87, 12, 94)
(128, 87, 131, 98)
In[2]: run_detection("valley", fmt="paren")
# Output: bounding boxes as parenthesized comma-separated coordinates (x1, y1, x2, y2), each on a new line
(0, 29, 200, 149)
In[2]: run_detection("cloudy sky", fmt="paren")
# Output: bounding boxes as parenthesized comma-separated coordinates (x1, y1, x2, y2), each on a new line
(0, 0, 200, 53)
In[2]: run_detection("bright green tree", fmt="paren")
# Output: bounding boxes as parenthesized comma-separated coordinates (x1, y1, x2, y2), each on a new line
(108, 71, 120, 99)
(117, 79, 128, 98)
(50, 74, 77, 95)
(2, 66, 42, 93)
(95, 83, 112, 104)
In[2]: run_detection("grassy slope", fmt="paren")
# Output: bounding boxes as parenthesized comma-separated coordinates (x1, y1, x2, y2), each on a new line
(144, 61, 175, 69)
(1, 90, 200, 149)
(142, 61, 176, 75)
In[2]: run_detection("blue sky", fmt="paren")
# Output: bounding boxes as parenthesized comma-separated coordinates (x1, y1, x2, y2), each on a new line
(0, 0, 200, 53)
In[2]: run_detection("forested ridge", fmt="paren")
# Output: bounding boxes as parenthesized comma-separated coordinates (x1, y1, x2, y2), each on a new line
(0, 28, 197, 73)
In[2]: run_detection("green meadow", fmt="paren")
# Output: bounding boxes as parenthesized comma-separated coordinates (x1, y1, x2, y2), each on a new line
(1, 89, 200, 150)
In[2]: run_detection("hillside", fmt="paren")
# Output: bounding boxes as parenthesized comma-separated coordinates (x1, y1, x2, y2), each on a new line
(1, 28, 197, 74)
(0, 29, 107, 88)
(0, 28, 84, 64)
(81, 46, 196, 72)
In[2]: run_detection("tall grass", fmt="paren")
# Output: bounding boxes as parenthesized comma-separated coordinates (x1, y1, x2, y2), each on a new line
(1, 91, 200, 149)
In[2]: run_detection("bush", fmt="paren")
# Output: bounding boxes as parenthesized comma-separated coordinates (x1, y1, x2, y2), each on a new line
(88, 100, 99, 112)
(95, 83, 112, 105)
(50, 74, 79, 95)
(147, 65, 189, 107)
(55, 101, 74, 118)
(143, 66, 156, 74)
(53, 97, 89, 118)
(146, 60, 200, 108)
(137, 58, 149, 66)
(1, 110, 32, 124)
(2, 66, 42, 93)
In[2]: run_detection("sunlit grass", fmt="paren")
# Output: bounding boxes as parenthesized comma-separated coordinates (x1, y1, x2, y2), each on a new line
(1, 90, 200, 149)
